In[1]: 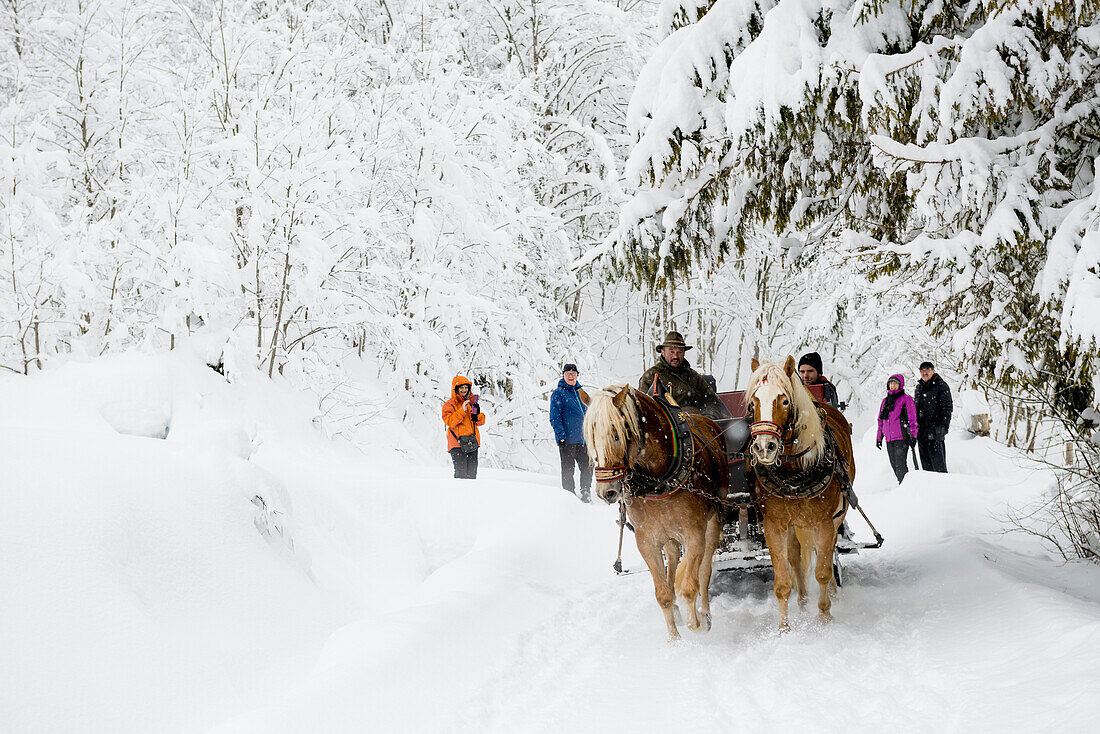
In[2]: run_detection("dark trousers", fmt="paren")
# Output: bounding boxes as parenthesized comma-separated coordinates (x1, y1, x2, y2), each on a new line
(449, 447, 479, 479)
(886, 440, 911, 484)
(558, 443, 592, 501)
(918, 436, 948, 473)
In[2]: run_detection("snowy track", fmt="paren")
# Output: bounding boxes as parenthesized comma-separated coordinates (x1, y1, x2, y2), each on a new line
(213, 444, 1100, 734)
(3, 358, 1099, 733)
(420, 539, 1099, 734)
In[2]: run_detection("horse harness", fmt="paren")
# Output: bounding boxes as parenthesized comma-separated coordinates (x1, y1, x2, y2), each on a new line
(593, 392, 706, 502)
(751, 405, 853, 503)
(594, 390, 854, 508)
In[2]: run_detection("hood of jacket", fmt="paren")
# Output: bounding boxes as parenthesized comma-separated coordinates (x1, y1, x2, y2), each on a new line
(451, 374, 472, 400)
(887, 373, 905, 391)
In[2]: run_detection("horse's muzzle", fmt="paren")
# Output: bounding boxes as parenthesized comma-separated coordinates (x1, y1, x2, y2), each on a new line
(751, 436, 780, 466)
(595, 482, 621, 505)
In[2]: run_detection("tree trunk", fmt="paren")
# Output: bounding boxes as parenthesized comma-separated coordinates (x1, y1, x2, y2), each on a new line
(267, 247, 292, 378)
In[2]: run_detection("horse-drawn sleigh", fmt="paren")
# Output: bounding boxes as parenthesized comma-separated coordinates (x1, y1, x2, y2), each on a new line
(583, 356, 883, 638)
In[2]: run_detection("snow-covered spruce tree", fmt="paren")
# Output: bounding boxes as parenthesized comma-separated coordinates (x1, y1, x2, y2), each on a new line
(611, 0, 1099, 411)
(857, 0, 1100, 432)
(597, 0, 835, 371)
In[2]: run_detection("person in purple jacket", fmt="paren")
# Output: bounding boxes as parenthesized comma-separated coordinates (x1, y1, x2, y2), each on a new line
(876, 374, 919, 483)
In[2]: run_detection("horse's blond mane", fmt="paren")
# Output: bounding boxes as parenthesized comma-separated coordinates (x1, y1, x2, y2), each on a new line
(745, 361, 825, 469)
(582, 385, 641, 466)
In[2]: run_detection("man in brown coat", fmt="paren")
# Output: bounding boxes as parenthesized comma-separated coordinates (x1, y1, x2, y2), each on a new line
(638, 331, 729, 421)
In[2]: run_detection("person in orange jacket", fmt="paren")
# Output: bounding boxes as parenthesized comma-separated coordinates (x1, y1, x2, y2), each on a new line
(442, 374, 486, 479)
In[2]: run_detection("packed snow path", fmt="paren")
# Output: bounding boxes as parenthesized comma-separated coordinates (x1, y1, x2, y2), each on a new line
(3, 357, 1099, 733)
(218, 471, 1100, 734)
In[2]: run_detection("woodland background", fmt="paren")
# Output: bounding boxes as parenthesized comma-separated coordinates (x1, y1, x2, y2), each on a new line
(3, 1, 1099, 553)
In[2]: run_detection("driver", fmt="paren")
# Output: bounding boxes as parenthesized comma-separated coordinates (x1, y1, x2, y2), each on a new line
(638, 331, 730, 421)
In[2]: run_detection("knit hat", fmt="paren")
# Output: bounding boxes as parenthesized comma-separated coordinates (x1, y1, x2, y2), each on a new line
(562, 363, 578, 374)
(798, 352, 823, 374)
(919, 361, 934, 370)
(655, 331, 693, 352)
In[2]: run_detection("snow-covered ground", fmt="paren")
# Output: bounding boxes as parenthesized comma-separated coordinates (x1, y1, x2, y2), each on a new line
(3, 355, 1099, 733)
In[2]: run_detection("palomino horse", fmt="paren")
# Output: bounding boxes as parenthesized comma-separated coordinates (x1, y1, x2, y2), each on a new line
(745, 356, 855, 631)
(583, 385, 727, 640)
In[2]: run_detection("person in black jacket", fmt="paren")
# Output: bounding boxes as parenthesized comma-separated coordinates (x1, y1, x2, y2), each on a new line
(914, 361, 952, 473)
(797, 352, 839, 409)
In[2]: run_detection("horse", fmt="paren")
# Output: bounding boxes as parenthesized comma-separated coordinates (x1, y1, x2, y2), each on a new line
(745, 356, 856, 631)
(583, 385, 727, 641)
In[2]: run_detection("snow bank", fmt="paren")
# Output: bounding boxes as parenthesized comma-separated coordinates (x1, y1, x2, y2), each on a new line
(0, 355, 348, 732)
(0, 353, 613, 733)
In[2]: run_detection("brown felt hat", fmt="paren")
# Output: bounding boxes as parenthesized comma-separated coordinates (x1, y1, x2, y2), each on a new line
(655, 331, 693, 352)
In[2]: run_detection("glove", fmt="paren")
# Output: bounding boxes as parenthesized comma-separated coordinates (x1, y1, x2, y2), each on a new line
(875, 439, 882, 450)
(558, 439, 566, 446)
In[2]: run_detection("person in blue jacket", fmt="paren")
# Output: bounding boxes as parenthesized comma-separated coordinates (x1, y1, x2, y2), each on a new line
(550, 363, 592, 502)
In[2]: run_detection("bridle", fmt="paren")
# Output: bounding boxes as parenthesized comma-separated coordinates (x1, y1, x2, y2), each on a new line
(747, 390, 815, 462)
(749, 420, 784, 442)
(747, 384, 839, 499)
(594, 465, 627, 483)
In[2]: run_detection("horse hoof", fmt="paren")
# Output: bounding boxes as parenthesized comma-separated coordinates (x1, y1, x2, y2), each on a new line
(778, 621, 791, 635)
(701, 613, 712, 633)
(818, 610, 833, 623)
